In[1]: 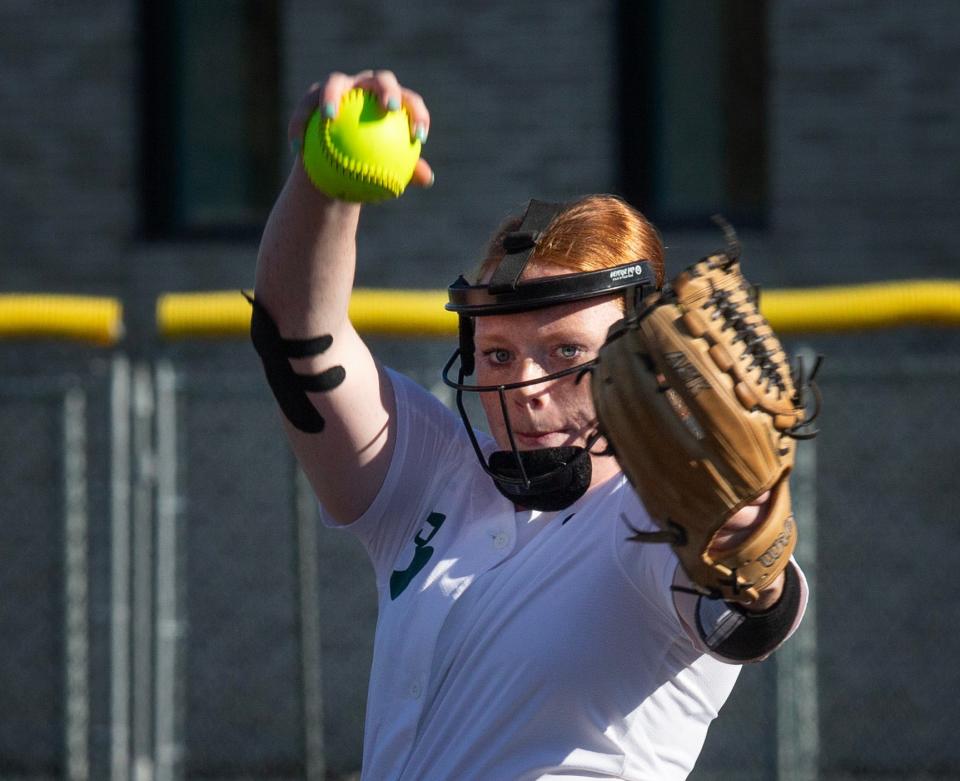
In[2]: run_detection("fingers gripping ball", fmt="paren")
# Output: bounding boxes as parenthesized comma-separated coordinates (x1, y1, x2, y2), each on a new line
(302, 88, 422, 202)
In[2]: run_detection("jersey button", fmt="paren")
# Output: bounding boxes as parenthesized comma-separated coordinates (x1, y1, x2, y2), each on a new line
(408, 680, 423, 699)
(493, 532, 509, 549)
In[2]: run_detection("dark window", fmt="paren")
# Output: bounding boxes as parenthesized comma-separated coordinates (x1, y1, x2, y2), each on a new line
(617, 0, 768, 228)
(140, 1, 281, 239)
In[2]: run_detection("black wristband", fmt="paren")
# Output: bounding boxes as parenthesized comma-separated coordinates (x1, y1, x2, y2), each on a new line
(698, 563, 802, 662)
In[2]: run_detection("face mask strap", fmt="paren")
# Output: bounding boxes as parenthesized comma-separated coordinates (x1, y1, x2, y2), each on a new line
(487, 199, 568, 294)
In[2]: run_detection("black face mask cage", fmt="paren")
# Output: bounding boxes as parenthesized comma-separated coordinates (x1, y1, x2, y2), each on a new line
(441, 347, 601, 487)
(441, 198, 659, 509)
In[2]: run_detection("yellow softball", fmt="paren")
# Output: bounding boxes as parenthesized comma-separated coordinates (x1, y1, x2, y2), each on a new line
(302, 88, 422, 202)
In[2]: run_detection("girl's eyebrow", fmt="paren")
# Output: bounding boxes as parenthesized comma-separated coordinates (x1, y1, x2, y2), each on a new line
(474, 329, 514, 346)
(477, 324, 587, 344)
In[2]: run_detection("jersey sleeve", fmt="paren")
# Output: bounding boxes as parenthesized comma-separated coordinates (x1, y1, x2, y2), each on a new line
(318, 368, 470, 585)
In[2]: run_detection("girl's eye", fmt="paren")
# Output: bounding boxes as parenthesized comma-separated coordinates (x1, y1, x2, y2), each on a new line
(485, 348, 511, 365)
(558, 345, 582, 359)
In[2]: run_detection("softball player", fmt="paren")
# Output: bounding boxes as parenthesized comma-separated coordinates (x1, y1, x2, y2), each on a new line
(251, 70, 807, 781)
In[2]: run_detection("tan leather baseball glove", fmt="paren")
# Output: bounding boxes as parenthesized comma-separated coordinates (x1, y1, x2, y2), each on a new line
(592, 245, 819, 604)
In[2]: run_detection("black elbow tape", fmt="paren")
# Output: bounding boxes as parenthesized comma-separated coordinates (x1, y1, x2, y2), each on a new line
(245, 293, 345, 433)
(699, 563, 802, 662)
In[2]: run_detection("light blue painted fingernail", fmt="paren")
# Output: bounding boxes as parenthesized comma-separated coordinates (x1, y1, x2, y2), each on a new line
(387, 97, 401, 111)
(322, 102, 337, 119)
(414, 124, 428, 144)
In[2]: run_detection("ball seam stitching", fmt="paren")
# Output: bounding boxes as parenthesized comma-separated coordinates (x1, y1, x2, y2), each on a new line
(320, 88, 405, 197)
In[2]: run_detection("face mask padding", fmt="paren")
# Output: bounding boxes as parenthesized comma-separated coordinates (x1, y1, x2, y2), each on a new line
(487, 447, 593, 512)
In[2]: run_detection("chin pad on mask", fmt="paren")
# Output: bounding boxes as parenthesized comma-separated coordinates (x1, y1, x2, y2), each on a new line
(488, 446, 592, 511)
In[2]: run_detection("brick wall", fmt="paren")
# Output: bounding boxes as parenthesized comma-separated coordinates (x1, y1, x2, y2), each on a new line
(770, 0, 960, 284)
(0, 0, 137, 293)
(3, 1, 958, 309)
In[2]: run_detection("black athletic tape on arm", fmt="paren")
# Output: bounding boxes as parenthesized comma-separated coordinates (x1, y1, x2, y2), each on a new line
(700, 562, 802, 662)
(245, 293, 346, 433)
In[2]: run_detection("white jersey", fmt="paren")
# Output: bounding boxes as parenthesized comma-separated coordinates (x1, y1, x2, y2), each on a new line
(321, 369, 805, 781)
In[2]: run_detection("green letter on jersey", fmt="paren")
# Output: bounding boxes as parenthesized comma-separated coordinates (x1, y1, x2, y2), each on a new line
(389, 512, 446, 600)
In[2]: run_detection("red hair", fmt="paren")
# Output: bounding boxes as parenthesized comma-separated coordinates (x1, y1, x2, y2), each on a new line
(476, 194, 665, 289)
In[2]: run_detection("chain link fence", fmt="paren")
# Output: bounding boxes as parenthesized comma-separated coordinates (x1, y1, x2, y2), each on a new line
(1, 334, 958, 780)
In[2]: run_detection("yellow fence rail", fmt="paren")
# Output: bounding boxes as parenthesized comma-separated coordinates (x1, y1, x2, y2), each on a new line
(157, 289, 454, 339)
(762, 279, 960, 333)
(5, 282, 957, 345)
(156, 280, 960, 340)
(0, 294, 124, 345)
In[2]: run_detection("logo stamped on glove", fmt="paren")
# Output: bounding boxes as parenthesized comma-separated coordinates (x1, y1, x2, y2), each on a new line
(757, 514, 794, 568)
